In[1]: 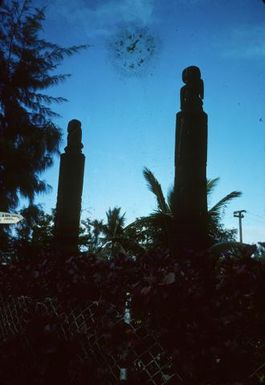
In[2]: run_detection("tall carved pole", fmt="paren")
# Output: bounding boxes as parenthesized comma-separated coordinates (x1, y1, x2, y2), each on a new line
(54, 119, 85, 254)
(174, 66, 208, 249)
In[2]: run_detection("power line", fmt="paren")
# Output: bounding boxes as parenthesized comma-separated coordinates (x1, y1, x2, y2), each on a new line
(248, 211, 265, 221)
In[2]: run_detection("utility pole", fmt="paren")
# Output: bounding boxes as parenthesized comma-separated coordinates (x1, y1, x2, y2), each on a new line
(233, 210, 246, 243)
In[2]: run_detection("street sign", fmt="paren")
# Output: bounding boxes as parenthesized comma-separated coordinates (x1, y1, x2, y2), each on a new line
(0, 212, 24, 224)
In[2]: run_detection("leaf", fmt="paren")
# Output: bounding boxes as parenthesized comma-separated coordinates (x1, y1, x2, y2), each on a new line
(141, 286, 152, 295)
(143, 167, 169, 213)
(161, 272, 175, 285)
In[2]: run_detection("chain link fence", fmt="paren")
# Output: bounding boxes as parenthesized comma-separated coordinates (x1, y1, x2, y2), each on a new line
(0, 295, 182, 384)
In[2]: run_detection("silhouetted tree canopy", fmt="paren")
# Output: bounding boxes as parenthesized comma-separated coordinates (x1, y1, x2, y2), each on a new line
(130, 168, 240, 252)
(0, 0, 87, 212)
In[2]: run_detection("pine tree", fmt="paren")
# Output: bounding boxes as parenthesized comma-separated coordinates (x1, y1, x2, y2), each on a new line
(0, 0, 87, 212)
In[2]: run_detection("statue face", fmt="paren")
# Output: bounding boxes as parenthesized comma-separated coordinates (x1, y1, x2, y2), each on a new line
(182, 66, 201, 84)
(68, 119, 81, 132)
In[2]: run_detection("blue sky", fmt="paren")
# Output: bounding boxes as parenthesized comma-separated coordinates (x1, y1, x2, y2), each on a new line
(31, 0, 265, 243)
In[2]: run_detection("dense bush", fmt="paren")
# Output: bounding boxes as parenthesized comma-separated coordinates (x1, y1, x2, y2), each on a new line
(0, 245, 265, 384)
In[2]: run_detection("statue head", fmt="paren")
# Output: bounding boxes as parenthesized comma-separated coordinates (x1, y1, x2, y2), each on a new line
(65, 119, 83, 153)
(182, 66, 201, 85)
(180, 66, 204, 111)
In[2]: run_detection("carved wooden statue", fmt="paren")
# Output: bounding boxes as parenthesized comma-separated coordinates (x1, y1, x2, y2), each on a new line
(180, 66, 204, 112)
(54, 119, 85, 254)
(65, 119, 83, 153)
(174, 66, 208, 250)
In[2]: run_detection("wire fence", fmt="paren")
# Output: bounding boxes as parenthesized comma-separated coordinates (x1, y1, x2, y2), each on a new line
(0, 295, 181, 384)
(1, 295, 264, 384)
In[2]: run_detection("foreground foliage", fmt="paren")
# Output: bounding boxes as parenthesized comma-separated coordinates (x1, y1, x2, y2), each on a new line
(0, 244, 265, 384)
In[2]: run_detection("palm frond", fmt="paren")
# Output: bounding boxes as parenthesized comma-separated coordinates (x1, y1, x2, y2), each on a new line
(143, 167, 169, 213)
(130, 212, 172, 232)
(104, 207, 125, 239)
(207, 178, 220, 195)
(209, 191, 242, 220)
(167, 187, 177, 215)
(126, 216, 151, 229)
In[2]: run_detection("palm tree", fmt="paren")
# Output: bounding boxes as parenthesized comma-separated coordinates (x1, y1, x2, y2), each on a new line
(131, 167, 241, 248)
(101, 207, 146, 257)
(133, 168, 175, 248)
(81, 208, 143, 258)
(101, 207, 126, 256)
(79, 218, 104, 253)
(207, 178, 241, 242)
